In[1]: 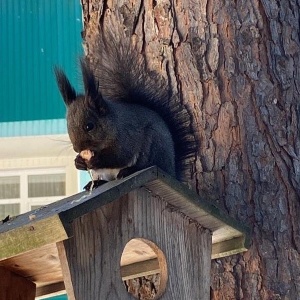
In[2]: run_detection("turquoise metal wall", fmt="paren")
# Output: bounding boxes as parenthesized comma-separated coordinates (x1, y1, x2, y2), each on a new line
(0, 0, 82, 122)
(47, 294, 68, 300)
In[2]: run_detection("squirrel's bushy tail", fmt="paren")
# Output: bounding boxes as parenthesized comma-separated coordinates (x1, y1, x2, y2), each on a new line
(84, 32, 198, 181)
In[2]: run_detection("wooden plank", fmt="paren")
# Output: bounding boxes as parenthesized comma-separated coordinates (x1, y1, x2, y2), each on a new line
(35, 282, 65, 298)
(144, 173, 251, 248)
(34, 259, 160, 296)
(0, 266, 36, 300)
(0, 215, 68, 260)
(57, 241, 76, 300)
(0, 243, 63, 285)
(211, 236, 248, 259)
(57, 188, 212, 300)
(121, 258, 160, 280)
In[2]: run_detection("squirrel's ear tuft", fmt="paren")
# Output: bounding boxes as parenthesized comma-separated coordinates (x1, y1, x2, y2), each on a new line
(80, 58, 108, 115)
(80, 58, 99, 99)
(54, 67, 77, 105)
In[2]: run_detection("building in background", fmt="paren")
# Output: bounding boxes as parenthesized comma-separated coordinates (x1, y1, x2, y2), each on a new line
(0, 2, 84, 299)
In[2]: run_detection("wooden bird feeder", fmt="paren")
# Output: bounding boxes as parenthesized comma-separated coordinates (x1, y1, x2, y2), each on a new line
(0, 167, 250, 299)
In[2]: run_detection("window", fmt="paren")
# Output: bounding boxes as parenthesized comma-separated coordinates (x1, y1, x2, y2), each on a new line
(0, 176, 20, 199)
(0, 204, 20, 220)
(0, 169, 66, 220)
(28, 174, 65, 197)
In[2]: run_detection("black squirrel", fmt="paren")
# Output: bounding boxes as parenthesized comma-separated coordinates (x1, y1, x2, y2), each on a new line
(55, 33, 197, 189)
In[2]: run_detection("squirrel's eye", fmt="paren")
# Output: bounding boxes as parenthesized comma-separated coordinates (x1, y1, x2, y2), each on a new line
(85, 122, 94, 132)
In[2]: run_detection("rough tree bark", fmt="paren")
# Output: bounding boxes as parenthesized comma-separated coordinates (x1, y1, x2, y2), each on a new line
(80, 0, 300, 299)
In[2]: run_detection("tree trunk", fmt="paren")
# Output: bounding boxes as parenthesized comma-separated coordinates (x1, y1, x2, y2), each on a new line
(80, 0, 300, 299)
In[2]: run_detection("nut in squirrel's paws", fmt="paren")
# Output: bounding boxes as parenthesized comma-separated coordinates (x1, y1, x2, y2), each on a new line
(80, 149, 94, 161)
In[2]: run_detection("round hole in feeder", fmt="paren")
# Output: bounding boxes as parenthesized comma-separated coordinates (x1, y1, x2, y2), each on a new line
(120, 238, 168, 299)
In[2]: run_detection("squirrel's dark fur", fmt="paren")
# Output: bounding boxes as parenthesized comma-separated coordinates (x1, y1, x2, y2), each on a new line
(55, 33, 197, 187)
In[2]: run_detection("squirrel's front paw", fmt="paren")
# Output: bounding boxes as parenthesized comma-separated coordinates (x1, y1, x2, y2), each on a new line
(84, 180, 108, 191)
(75, 154, 88, 170)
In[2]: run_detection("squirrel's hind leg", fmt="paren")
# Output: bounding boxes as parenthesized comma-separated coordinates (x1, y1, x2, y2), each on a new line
(117, 166, 140, 179)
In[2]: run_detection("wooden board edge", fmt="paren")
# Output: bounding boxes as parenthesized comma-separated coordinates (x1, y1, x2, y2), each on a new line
(121, 258, 160, 281)
(35, 282, 65, 299)
(211, 236, 249, 259)
(58, 167, 159, 226)
(0, 215, 68, 261)
(154, 171, 252, 237)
